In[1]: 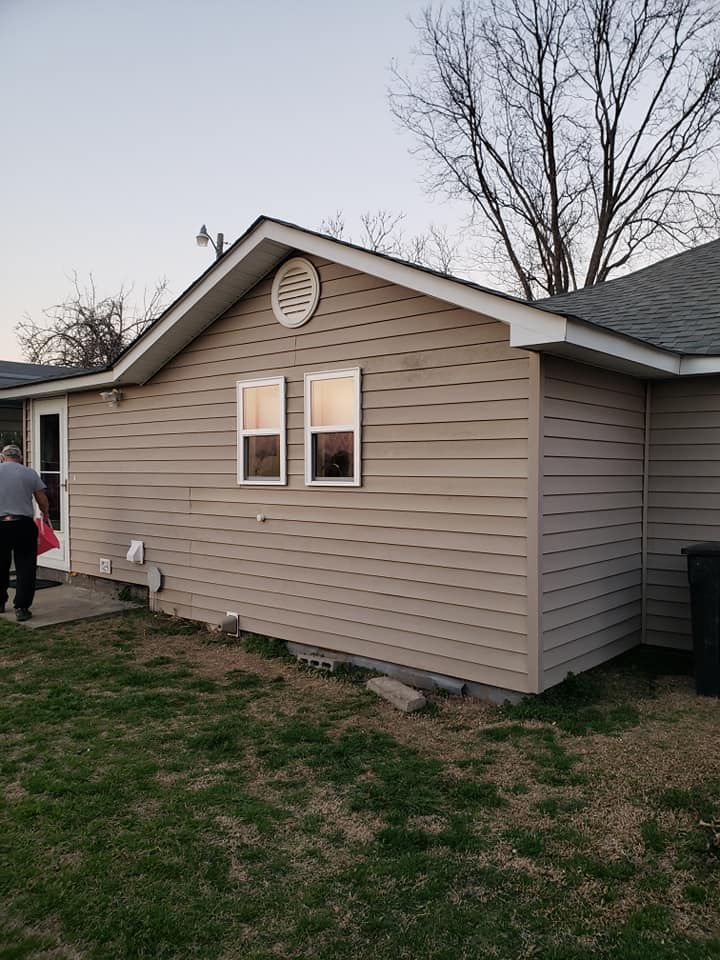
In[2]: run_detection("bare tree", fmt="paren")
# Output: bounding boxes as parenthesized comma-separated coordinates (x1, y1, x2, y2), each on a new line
(390, 0, 720, 298)
(358, 209, 408, 252)
(319, 210, 347, 241)
(16, 274, 169, 368)
(320, 209, 461, 274)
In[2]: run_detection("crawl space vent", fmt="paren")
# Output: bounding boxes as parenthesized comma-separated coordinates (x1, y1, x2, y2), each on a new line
(271, 257, 320, 328)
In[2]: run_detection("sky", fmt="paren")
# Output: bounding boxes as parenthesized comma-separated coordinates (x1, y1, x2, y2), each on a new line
(0, 0, 469, 362)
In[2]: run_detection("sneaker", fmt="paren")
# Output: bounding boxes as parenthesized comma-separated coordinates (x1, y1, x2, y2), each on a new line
(15, 609, 31, 622)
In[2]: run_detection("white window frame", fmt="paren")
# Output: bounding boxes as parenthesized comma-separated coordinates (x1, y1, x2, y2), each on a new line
(236, 376, 286, 485)
(304, 367, 361, 487)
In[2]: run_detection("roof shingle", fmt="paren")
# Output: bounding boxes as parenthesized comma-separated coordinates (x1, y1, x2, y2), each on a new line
(538, 238, 720, 355)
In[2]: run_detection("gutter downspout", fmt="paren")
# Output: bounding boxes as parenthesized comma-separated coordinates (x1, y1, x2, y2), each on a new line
(641, 381, 652, 645)
(527, 353, 544, 694)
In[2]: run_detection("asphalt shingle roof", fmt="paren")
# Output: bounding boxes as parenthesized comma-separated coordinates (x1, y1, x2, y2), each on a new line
(0, 361, 87, 389)
(538, 238, 720, 355)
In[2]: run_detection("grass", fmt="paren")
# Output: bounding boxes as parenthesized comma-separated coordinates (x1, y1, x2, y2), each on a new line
(0, 612, 719, 959)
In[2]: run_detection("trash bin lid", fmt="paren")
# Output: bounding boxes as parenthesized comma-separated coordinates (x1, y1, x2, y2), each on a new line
(681, 542, 720, 556)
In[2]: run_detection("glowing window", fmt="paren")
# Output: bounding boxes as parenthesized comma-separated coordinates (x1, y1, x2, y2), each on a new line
(304, 369, 361, 486)
(237, 377, 286, 484)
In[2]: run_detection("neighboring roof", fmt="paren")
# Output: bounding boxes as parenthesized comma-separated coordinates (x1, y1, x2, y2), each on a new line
(539, 238, 720, 355)
(0, 360, 88, 389)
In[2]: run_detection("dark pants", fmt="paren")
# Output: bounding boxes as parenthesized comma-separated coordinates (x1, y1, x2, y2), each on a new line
(0, 518, 38, 611)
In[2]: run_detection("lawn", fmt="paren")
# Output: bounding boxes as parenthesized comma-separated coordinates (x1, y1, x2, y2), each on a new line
(0, 611, 719, 960)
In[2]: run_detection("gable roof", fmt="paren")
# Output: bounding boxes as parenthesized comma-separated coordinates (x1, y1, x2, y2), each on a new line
(1, 216, 718, 400)
(539, 238, 720, 355)
(0, 216, 576, 397)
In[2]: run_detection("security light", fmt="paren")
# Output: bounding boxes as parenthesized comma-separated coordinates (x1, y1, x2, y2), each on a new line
(99, 388, 123, 407)
(195, 223, 225, 259)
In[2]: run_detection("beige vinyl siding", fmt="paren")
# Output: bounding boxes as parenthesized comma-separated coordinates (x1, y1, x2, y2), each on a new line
(66, 257, 536, 691)
(541, 357, 644, 688)
(646, 376, 720, 649)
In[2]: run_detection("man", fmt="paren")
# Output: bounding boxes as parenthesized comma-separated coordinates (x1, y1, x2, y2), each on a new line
(0, 444, 50, 621)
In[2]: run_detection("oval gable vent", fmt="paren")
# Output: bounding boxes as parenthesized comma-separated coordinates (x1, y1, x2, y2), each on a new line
(271, 257, 321, 328)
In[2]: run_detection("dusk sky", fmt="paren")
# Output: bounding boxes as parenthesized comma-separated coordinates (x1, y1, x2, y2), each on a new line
(0, 0, 470, 362)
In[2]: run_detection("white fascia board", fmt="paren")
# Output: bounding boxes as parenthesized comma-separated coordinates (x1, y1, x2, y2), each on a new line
(264, 222, 570, 343)
(679, 355, 720, 376)
(509, 319, 567, 348)
(511, 314, 681, 376)
(563, 320, 680, 375)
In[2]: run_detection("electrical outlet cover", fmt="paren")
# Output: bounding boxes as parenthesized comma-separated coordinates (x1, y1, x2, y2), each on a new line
(99, 558, 112, 574)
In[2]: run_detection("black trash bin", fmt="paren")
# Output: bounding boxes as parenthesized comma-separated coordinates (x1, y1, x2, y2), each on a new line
(681, 542, 720, 697)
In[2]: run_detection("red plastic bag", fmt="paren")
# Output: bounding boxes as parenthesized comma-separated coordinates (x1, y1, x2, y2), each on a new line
(35, 517, 60, 555)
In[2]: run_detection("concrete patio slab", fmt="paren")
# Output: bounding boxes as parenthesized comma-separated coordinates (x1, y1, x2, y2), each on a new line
(0, 584, 136, 629)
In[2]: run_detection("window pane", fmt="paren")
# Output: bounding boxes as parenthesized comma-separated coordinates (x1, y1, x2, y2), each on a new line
(312, 432, 354, 480)
(40, 413, 60, 472)
(311, 377, 354, 427)
(243, 384, 280, 430)
(244, 435, 280, 479)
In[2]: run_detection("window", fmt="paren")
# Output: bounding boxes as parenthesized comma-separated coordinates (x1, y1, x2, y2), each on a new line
(237, 377, 286, 484)
(304, 368, 361, 486)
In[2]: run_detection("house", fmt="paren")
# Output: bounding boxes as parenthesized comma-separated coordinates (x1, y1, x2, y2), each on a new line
(1, 216, 718, 697)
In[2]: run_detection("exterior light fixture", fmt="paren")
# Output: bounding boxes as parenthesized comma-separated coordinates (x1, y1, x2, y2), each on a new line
(195, 223, 225, 259)
(99, 388, 123, 407)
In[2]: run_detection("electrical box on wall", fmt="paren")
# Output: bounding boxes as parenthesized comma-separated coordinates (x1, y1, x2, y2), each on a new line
(99, 558, 112, 574)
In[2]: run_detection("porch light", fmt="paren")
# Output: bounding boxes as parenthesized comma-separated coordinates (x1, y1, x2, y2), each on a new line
(195, 223, 225, 259)
(99, 388, 123, 407)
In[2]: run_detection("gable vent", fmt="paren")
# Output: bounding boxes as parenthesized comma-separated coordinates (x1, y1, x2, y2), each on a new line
(271, 257, 321, 328)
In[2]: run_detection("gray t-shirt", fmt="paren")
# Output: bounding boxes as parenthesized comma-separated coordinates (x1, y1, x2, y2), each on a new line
(0, 462, 46, 517)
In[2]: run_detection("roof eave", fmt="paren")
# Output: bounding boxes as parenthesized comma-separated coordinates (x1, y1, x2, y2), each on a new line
(511, 316, 683, 377)
(3, 215, 719, 400)
(0, 217, 570, 399)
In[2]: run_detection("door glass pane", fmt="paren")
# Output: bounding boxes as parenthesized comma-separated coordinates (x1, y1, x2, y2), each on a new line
(43, 475, 61, 529)
(40, 414, 60, 471)
(243, 384, 280, 430)
(312, 431, 354, 480)
(39, 413, 61, 531)
(311, 377, 354, 427)
(244, 435, 280, 479)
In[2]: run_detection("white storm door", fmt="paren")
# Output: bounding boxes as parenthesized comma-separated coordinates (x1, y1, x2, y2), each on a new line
(32, 397, 69, 570)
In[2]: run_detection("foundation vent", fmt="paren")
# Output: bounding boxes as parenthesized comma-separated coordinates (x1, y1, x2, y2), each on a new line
(294, 652, 339, 672)
(271, 257, 320, 328)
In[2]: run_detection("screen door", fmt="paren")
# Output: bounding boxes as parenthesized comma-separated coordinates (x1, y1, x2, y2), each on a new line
(31, 398, 69, 569)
